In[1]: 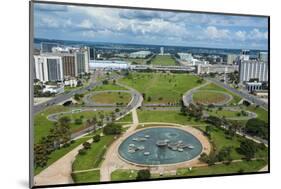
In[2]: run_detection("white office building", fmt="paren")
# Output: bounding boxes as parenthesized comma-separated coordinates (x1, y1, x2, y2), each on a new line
(160, 47, 164, 55)
(177, 53, 193, 62)
(89, 60, 129, 70)
(34, 54, 63, 82)
(227, 54, 238, 64)
(239, 60, 268, 83)
(129, 51, 152, 58)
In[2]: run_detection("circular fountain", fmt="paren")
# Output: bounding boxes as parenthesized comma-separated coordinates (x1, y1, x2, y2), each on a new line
(118, 127, 203, 165)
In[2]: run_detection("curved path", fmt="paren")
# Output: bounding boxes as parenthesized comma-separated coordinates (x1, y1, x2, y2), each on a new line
(182, 81, 210, 107)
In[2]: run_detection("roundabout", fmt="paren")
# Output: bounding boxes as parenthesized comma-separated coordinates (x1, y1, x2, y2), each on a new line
(192, 90, 233, 106)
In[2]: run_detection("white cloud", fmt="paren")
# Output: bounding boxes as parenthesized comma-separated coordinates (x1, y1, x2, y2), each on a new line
(249, 28, 268, 40)
(40, 17, 59, 28)
(235, 31, 247, 41)
(205, 26, 230, 39)
(79, 19, 93, 29)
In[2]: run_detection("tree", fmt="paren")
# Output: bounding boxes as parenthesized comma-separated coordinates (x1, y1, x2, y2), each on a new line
(186, 103, 203, 120)
(93, 134, 101, 142)
(34, 143, 49, 168)
(136, 169, 151, 180)
(102, 80, 109, 85)
(238, 139, 257, 160)
(58, 116, 71, 127)
(83, 142, 91, 149)
(74, 118, 82, 125)
(199, 152, 217, 166)
(206, 116, 223, 127)
(205, 125, 213, 137)
(245, 118, 268, 140)
(103, 123, 122, 135)
(217, 147, 232, 162)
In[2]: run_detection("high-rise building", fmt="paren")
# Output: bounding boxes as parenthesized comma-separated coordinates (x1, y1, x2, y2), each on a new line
(239, 60, 268, 83)
(46, 58, 63, 81)
(83, 47, 90, 73)
(227, 54, 238, 64)
(75, 52, 86, 75)
(62, 55, 76, 77)
(34, 55, 63, 82)
(89, 47, 95, 60)
(258, 52, 268, 63)
(41, 42, 59, 53)
(160, 47, 164, 55)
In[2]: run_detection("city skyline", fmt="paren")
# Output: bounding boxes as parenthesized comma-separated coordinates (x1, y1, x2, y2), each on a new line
(34, 3, 269, 50)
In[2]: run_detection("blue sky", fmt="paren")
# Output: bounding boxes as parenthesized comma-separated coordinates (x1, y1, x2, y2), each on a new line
(34, 3, 268, 50)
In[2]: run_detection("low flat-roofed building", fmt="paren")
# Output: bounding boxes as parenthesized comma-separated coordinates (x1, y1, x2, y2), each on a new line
(197, 64, 238, 74)
(43, 85, 64, 94)
(129, 51, 152, 58)
(89, 60, 129, 70)
(245, 81, 263, 92)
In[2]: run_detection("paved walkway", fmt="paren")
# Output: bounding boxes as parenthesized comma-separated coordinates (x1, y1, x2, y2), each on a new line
(34, 139, 93, 186)
(99, 108, 140, 182)
(259, 165, 268, 172)
(182, 81, 210, 106)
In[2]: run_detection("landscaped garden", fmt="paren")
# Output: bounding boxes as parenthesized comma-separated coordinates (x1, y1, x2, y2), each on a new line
(193, 91, 231, 105)
(91, 92, 131, 105)
(150, 55, 177, 66)
(199, 83, 241, 104)
(119, 73, 203, 104)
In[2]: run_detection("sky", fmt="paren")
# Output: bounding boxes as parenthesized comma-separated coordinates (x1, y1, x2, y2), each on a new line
(34, 3, 269, 50)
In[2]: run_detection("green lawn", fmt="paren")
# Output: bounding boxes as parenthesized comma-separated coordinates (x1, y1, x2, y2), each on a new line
(199, 83, 241, 104)
(193, 91, 230, 105)
(175, 159, 267, 177)
(207, 109, 243, 118)
(151, 55, 177, 66)
(111, 169, 138, 181)
(137, 110, 205, 125)
(93, 84, 126, 91)
(119, 72, 202, 104)
(35, 106, 112, 143)
(34, 105, 70, 143)
(123, 58, 146, 65)
(110, 159, 266, 181)
(72, 170, 100, 183)
(116, 112, 132, 123)
(34, 136, 92, 175)
(246, 105, 268, 123)
(72, 135, 115, 171)
(91, 92, 131, 104)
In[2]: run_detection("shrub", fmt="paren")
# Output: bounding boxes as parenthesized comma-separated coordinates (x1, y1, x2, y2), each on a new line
(93, 135, 101, 142)
(103, 123, 122, 135)
(82, 142, 91, 149)
(136, 169, 151, 180)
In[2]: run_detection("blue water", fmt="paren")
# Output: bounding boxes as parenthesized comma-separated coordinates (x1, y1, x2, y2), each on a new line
(118, 127, 203, 165)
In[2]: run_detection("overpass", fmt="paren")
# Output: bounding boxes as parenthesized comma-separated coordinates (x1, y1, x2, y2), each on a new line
(130, 65, 196, 72)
